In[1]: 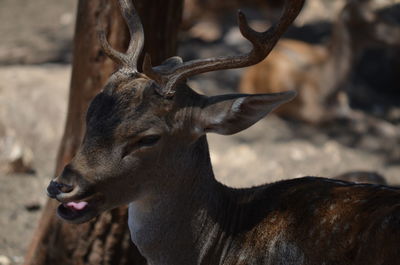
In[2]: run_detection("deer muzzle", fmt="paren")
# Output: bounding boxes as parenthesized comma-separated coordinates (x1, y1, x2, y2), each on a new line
(46, 165, 103, 223)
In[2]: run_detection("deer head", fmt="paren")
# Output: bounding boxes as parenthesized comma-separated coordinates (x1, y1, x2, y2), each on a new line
(339, 0, 400, 48)
(47, 0, 304, 224)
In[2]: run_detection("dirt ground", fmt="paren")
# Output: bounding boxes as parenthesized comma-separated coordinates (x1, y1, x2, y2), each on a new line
(0, 1, 399, 265)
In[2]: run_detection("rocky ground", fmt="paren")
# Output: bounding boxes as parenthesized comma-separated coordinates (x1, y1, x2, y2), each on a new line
(0, 1, 399, 265)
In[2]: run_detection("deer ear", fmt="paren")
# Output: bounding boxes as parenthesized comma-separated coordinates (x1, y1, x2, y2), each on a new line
(196, 91, 296, 135)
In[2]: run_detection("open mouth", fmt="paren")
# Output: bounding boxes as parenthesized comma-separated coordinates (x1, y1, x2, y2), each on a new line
(57, 200, 98, 223)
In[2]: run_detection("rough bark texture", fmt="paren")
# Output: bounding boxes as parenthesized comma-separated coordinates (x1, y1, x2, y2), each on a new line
(23, 0, 183, 264)
(135, 0, 183, 67)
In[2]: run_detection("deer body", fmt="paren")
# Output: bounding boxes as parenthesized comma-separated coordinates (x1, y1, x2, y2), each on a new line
(240, 0, 400, 123)
(46, 0, 400, 264)
(126, 147, 400, 265)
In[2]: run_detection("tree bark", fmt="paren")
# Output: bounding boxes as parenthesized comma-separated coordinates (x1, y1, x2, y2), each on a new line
(24, 0, 183, 264)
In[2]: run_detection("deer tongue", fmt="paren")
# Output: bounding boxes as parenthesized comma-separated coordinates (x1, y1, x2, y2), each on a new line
(66, 201, 88, 211)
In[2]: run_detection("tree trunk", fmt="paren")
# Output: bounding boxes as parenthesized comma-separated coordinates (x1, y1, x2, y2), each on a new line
(23, 0, 183, 264)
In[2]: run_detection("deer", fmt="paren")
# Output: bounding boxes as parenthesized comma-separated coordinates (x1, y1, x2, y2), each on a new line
(240, 0, 400, 124)
(46, 0, 400, 264)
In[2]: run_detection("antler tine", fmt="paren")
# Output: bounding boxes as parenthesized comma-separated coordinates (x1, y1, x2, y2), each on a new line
(143, 0, 305, 97)
(97, 0, 144, 72)
(98, 29, 130, 66)
(119, 0, 145, 70)
(97, 2, 130, 67)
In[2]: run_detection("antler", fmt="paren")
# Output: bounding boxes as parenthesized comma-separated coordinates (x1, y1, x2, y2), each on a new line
(98, 0, 144, 72)
(143, 0, 305, 97)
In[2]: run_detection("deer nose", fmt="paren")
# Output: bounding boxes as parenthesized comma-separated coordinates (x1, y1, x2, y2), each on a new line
(47, 180, 74, 198)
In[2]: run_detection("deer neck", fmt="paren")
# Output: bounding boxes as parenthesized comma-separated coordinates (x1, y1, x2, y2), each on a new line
(319, 19, 356, 96)
(127, 136, 236, 265)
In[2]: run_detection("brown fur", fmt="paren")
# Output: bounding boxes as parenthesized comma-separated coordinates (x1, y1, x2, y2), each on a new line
(49, 80, 400, 264)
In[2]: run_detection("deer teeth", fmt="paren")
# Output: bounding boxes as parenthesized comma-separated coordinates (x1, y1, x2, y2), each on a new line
(66, 201, 88, 211)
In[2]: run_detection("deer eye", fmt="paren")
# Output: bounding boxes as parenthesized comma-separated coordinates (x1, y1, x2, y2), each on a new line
(136, 135, 161, 147)
(122, 135, 161, 157)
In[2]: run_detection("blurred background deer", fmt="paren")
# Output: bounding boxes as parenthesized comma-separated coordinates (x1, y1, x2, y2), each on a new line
(239, 0, 400, 124)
